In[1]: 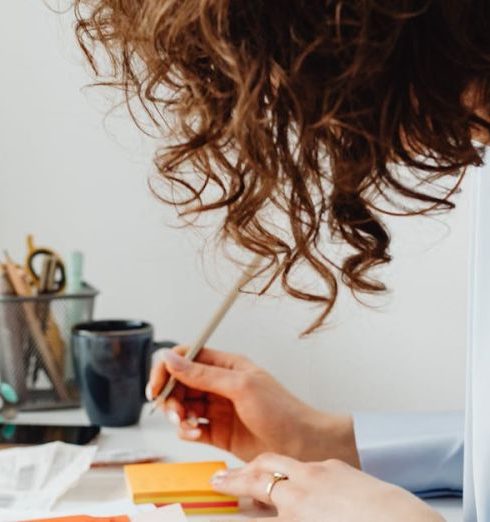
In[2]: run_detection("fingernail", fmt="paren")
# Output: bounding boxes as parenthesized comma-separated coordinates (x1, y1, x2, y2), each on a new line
(211, 470, 229, 484)
(145, 383, 154, 402)
(184, 428, 202, 440)
(186, 416, 210, 428)
(167, 409, 181, 426)
(165, 351, 190, 371)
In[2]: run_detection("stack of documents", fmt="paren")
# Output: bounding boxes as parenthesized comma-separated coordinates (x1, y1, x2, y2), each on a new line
(0, 442, 96, 511)
(124, 461, 238, 514)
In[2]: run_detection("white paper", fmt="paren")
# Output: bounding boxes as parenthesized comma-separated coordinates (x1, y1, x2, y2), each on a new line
(132, 504, 187, 522)
(93, 448, 164, 466)
(0, 441, 96, 510)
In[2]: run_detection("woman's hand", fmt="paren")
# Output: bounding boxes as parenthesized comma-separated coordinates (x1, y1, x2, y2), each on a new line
(147, 346, 359, 465)
(211, 453, 445, 522)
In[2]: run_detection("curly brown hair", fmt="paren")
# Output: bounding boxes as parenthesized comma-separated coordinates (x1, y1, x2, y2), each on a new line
(74, 0, 490, 333)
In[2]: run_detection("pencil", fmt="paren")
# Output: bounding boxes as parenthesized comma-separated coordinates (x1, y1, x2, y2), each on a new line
(3, 251, 70, 400)
(149, 254, 262, 414)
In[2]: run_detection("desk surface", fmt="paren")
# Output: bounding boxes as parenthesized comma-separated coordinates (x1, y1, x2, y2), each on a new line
(11, 407, 462, 522)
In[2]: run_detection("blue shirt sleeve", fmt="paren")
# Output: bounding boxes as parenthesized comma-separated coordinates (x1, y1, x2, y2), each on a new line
(353, 411, 464, 498)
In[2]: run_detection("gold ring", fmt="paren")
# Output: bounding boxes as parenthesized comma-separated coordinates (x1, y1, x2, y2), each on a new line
(266, 471, 289, 501)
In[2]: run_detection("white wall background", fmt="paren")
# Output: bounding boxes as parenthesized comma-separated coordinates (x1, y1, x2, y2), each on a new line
(0, 1, 471, 413)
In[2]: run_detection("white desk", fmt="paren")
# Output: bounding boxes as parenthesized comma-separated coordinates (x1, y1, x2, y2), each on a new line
(12, 407, 462, 521)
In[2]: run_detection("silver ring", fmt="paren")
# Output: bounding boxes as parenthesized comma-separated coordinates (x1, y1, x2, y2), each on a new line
(266, 471, 289, 501)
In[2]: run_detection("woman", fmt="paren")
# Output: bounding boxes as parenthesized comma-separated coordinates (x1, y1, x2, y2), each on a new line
(75, 1, 490, 520)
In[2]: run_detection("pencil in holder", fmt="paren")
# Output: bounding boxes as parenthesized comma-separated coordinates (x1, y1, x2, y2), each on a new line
(0, 284, 98, 410)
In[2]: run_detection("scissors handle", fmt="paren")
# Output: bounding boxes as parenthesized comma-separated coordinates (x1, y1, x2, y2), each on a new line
(27, 249, 66, 294)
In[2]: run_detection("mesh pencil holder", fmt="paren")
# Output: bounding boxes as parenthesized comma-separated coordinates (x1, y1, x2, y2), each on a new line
(0, 284, 98, 410)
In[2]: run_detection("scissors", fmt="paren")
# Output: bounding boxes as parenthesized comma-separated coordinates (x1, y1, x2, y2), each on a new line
(24, 235, 66, 294)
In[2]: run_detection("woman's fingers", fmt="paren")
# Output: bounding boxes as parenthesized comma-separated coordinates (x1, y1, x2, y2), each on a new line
(178, 423, 207, 442)
(164, 397, 186, 425)
(162, 394, 212, 442)
(211, 453, 299, 505)
(146, 358, 166, 401)
(211, 467, 291, 506)
(146, 346, 188, 400)
(164, 350, 239, 398)
(247, 452, 303, 478)
(194, 347, 252, 371)
(146, 345, 251, 401)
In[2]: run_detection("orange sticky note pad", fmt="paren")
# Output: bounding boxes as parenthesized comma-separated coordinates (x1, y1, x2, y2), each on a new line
(30, 515, 129, 522)
(124, 461, 238, 514)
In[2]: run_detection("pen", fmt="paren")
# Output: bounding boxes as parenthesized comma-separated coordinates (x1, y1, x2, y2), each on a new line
(149, 254, 262, 414)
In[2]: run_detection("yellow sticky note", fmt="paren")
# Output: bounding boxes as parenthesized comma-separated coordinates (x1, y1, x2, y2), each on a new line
(124, 461, 238, 514)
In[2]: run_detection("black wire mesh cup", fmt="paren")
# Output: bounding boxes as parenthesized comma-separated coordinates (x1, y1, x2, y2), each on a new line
(0, 284, 98, 410)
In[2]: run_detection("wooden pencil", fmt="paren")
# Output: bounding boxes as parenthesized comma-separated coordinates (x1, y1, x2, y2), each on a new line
(3, 251, 69, 400)
(150, 255, 262, 413)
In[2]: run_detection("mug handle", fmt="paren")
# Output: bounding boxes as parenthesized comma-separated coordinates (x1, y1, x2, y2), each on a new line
(142, 340, 178, 402)
(153, 340, 178, 351)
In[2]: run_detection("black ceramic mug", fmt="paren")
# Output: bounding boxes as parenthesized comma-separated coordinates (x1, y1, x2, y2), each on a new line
(71, 320, 175, 427)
